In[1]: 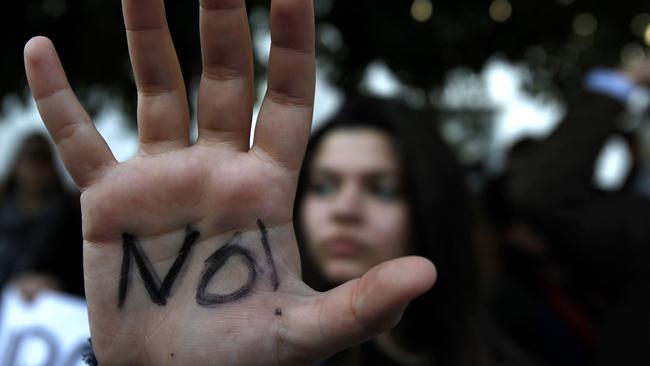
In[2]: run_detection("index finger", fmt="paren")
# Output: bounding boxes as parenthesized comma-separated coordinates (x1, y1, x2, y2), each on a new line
(24, 37, 116, 189)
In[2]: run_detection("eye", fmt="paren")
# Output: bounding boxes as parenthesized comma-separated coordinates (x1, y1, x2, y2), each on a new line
(308, 178, 338, 198)
(367, 181, 402, 201)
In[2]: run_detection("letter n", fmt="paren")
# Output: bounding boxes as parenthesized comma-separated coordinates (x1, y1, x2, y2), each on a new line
(118, 227, 200, 308)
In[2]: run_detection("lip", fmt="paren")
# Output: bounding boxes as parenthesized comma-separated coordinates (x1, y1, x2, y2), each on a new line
(323, 236, 364, 257)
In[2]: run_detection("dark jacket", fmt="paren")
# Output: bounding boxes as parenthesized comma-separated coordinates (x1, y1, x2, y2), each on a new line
(503, 91, 650, 366)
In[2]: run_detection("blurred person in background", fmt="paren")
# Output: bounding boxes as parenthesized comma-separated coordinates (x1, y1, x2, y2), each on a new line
(485, 137, 594, 366)
(488, 59, 650, 366)
(295, 96, 538, 366)
(0, 132, 84, 299)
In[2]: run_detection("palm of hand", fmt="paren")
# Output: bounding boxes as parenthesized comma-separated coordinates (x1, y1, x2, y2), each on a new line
(24, 0, 436, 365)
(82, 147, 306, 364)
(82, 144, 304, 365)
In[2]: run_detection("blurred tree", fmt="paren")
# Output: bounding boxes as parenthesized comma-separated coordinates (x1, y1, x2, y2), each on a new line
(322, 0, 650, 96)
(2, 0, 271, 118)
(1, 0, 649, 120)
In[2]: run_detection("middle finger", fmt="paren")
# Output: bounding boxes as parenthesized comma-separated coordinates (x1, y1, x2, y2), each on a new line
(123, 0, 190, 154)
(196, 0, 254, 150)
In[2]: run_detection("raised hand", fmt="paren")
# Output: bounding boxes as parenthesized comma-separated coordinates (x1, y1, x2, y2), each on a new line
(24, 0, 436, 364)
(621, 59, 650, 86)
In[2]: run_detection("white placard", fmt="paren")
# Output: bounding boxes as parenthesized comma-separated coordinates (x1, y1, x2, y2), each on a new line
(0, 288, 90, 366)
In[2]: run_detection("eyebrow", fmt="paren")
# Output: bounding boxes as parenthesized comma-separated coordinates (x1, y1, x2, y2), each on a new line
(312, 167, 400, 181)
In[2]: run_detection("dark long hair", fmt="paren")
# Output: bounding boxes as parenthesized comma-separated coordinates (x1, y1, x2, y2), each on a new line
(294, 96, 482, 366)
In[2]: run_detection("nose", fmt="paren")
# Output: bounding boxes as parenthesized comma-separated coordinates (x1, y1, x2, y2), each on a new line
(330, 181, 363, 225)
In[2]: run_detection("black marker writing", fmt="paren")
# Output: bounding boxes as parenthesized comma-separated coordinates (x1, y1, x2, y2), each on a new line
(257, 220, 279, 291)
(196, 232, 258, 306)
(118, 226, 200, 307)
(117, 220, 280, 309)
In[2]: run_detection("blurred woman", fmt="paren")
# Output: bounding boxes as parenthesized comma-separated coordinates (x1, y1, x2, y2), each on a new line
(0, 132, 84, 298)
(294, 96, 485, 366)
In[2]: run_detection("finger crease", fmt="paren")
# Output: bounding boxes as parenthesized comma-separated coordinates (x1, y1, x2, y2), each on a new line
(202, 68, 248, 82)
(349, 279, 373, 335)
(53, 119, 91, 146)
(33, 84, 68, 102)
(139, 136, 187, 149)
(137, 86, 181, 98)
(266, 89, 313, 108)
(271, 43, 314, 56)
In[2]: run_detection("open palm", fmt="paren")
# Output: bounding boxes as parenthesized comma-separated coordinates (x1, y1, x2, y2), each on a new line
(24, 0, 436, 364)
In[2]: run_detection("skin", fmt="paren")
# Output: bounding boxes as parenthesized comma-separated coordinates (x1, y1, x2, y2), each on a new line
(301, 128, 412, 285)
(10, 273, 62, 303)
(15, 139, 57, 197)
(621, 59, 650, 86)
(23, 0, 437, 365)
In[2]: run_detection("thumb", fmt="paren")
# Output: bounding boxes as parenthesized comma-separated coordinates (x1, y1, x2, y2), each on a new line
(297, 256, 437, 362)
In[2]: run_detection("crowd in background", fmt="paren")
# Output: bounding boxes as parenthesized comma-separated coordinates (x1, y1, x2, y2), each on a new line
(1, 22, 650, 366)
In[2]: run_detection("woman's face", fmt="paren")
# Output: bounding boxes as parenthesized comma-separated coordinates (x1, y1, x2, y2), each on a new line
(16, 138, 56, 194)
(300, 128, 411, 285)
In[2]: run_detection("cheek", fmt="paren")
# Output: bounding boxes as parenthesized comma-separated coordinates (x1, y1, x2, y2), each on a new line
(300, 198, 328, 252)
(366, 204, 411, 260)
